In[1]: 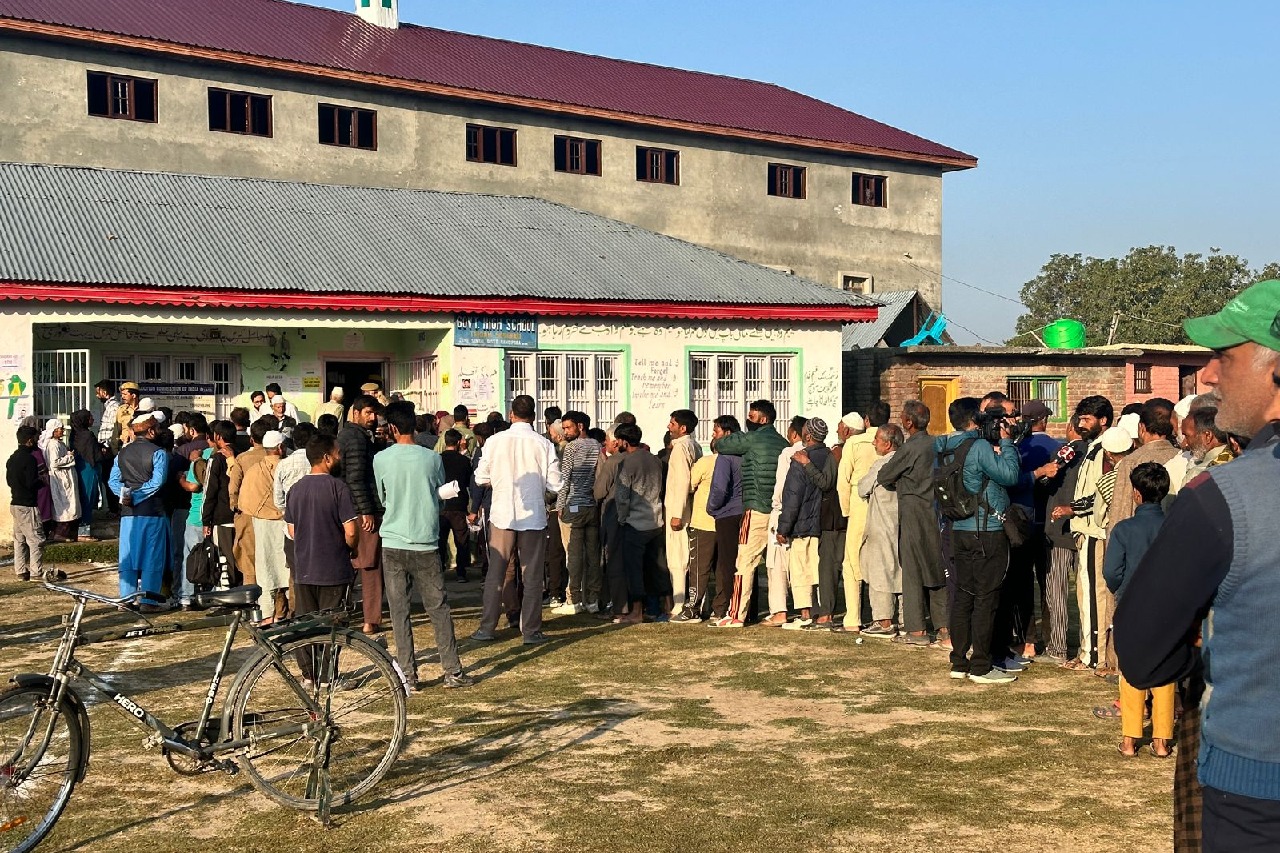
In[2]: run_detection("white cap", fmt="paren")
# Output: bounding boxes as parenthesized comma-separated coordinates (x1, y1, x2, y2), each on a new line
(437, 480, 461, 501)
(169, 424, 185, 439)
(1101, 427, 1134, 454)
(138, 397, 155, 412)
(1117, 412, 1140, 441)
(271, 396, 288, 407)
(131, 413, 154, 426)
(151, 410, 166, 424)
(1173, 395, 1197, 421)
(841, 412, 865, 431)
(262, 430, 284, 449)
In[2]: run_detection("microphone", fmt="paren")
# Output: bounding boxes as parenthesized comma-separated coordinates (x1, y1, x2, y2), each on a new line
(1054, 444, 1077, 466)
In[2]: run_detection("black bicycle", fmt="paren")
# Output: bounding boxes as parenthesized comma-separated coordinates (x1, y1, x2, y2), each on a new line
(0, 582, 408, 853)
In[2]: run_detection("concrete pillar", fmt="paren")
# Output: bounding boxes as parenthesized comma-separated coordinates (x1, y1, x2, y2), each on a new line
(0, 310, 36, 543)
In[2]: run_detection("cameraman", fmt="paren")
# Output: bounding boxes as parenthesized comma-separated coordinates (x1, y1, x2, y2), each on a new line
(937, 404, 1023, 683)
(999, 402, 1062, 664)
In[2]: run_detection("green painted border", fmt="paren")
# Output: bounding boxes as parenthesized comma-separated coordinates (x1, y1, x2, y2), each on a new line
(682, 345, 804, 412)
(500, 343, 632, 410)
(1010, 374, 1069, 423)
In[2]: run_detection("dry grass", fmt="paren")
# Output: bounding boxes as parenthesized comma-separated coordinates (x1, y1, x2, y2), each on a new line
(0, 561, 1173, 853)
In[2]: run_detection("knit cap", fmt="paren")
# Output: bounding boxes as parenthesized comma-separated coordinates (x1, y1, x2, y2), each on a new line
(806, 417, 829, 444)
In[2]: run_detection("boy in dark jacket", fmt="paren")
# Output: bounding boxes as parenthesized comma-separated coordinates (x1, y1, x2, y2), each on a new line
(776, 418, 831, 629)
(8, 425, 45, 581)
(439, 428, 474, 581)
(1104, 462, 1172, 758)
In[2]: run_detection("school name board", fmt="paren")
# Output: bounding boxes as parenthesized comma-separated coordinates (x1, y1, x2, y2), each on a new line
(454, 317, 538, 350)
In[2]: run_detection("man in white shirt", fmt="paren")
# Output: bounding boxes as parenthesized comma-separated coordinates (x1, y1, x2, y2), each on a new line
(471, 394, 563, 645)
(265, 383, 299, 422)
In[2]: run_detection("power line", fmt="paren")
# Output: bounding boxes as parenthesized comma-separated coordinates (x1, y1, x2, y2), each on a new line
(945, 317, 1000, 346)
(902, 257, 1027, 308)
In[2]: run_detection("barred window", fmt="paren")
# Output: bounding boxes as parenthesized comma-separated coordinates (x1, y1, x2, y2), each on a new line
(689, 352, 795, 444)
(507, 351, 620, 427)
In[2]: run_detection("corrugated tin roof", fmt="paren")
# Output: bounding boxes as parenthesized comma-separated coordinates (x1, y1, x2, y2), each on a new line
(0, 161, 874, 311)
(0, 0, 975, 166)
(842, 290, 917, 349)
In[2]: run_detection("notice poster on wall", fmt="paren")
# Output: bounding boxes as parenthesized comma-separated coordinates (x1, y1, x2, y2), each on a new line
(264, 373, 304, 394)
(0, 353, 30, 422)
(300, 362, 322, 393)
(453, 347, 501, 415)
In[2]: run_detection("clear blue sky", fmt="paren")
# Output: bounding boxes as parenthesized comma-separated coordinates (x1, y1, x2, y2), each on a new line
(314, 0, 1279, 344)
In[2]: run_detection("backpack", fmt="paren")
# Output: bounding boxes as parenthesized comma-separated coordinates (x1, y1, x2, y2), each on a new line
(933, 437, 988, 521)
(185, 536, 227, 587)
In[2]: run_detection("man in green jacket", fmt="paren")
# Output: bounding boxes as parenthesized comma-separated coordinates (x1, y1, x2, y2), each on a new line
(714, 399, 790, 626)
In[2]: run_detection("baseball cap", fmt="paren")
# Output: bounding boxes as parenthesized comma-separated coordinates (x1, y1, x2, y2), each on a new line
(1184, 279, 1280, 351)
(1020, 401, 1052, 421)
(262, 430, 284, 449)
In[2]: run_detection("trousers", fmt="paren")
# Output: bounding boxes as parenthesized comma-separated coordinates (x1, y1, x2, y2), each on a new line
(732, 511, 771, 622)
(686, 527, 717, 617)
(665, 523, 691, 611)
(11, 505, 44, 578)
(710, 514, 742, 619)
(480, 525, 546, 639)
(949, 530, 1009, 677)
(382, 547, 461, 682)
(814, 528, 844, 619)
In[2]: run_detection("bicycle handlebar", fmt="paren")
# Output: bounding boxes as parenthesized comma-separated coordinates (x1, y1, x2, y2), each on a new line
(43, 582, 158, 608)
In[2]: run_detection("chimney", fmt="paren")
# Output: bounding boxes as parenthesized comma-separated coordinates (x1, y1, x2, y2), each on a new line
(356, 0, 398, 29)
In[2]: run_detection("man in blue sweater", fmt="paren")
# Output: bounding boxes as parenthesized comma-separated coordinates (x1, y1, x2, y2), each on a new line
(1116, 279, 1280, 852)
(938, 405, 1021, 683)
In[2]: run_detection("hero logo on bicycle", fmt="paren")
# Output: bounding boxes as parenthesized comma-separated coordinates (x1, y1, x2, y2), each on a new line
(112, 693, 147, 720)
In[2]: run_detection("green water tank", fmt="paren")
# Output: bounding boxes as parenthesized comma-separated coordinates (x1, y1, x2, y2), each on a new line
(1043, 318, 1086, 349)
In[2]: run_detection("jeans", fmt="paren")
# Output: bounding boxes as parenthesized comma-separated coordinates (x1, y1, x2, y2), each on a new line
(1202, 786, 1280, 853)
(179, 523, 202, 604)
(563, 509, 602, 607)
(382, 547, 461, 682)
(949, 530, 1009, 676)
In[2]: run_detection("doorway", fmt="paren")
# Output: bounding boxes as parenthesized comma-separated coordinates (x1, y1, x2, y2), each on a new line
(325, 360, 389, 410)
(919, 376, 959, 436)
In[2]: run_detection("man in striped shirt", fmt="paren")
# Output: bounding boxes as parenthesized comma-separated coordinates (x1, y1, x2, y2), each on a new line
(554, 411, 601, 614)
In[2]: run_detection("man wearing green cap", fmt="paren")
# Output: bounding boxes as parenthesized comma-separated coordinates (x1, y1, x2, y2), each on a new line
(1116, 279, 1280, 852)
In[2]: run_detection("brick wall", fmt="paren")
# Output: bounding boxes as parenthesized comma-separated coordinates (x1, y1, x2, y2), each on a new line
(1126, 353, 1210, 404)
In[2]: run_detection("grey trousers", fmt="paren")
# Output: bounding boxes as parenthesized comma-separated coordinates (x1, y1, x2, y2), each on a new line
(12, 505, 44, 578)
(814, 527, 845, 619)
(479, 525, 546, 639)
(382, 547, 462, 682)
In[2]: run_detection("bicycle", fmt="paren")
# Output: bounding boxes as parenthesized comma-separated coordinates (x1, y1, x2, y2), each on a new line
(0, 582, 408, 853)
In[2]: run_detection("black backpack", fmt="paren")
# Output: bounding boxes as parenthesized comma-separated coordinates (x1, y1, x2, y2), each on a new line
(185, 536, 229, 587)
(933, 437, 988, 521)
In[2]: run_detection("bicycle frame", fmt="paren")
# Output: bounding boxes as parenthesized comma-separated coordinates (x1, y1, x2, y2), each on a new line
(37, 589, 337, 763)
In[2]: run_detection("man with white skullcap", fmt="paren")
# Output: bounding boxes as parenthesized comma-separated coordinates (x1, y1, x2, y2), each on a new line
(109, 414, 170, 610)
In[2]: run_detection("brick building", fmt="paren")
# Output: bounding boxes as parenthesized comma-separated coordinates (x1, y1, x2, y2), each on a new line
(844, 344, 1212, 438)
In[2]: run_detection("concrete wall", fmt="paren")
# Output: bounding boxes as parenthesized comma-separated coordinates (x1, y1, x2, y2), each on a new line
(0, 36, 947, 306)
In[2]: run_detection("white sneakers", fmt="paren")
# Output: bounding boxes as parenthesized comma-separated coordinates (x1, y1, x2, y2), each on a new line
(551, 601, 585, 615)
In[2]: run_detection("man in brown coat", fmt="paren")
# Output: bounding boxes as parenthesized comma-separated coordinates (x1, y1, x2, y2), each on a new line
(228, 416, 278, 587)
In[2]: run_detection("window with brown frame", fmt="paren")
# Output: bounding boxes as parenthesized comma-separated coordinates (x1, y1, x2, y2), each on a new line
(1133, 363, 1152, 394)
(86, 71, 157, 122)
(554, 135, 601, 176)
(466, 123, 517, 166)
(318, 104, 377, 150)
(852, 173, 886, 207)
(208, 89, 272, 137)
(636, 146, 679, 184)
(767, 164, 806, 199)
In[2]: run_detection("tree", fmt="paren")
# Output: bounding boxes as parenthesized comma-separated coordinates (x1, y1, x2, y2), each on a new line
(1009, 246, 1275, 346)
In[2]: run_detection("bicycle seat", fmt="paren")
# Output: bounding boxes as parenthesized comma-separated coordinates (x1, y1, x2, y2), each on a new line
(195, 585, 263, 610)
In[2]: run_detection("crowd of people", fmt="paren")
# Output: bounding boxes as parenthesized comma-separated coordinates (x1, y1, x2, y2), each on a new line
(9, 280, 1280, 850)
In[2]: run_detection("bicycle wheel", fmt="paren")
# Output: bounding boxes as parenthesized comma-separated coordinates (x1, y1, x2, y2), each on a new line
(0, 685, 83, 853)
(229, 630, 405, 811)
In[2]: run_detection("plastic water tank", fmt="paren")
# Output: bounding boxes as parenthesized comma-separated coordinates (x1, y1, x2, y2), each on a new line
(1043, 319, 1086, 349)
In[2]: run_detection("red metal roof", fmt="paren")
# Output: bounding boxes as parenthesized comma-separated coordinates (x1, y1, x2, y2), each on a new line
(0, 284, 877, 323)
(0, 0, 975, 168)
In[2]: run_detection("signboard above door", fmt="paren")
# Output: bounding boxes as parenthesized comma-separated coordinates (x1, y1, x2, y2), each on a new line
(454, 316, 537, 350)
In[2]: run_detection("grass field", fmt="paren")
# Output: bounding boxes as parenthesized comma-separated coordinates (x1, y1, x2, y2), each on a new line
(1, 558, 1173, 853)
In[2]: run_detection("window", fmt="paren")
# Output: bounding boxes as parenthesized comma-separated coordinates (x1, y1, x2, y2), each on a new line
(103, 355, 241, 418)
(689, 353, 796, 444)
(1007, 377, 1067, 422)
(1133, 363, 1152, 394)
(466, 123, 516, 166)
(554, 135, 601, 176)
(32, 350, 90, 420)
(319, 104, 377, 150)
(87, 71, 156, 122)
(393, 356, 441, 416)
(636, 146, 679, 184)
(208, 88, 272, 137)
(507, 351, 620, 427)
(852, 173, 886, 207)
(841, 274, 873, 295)
(767, 164, 806, 199)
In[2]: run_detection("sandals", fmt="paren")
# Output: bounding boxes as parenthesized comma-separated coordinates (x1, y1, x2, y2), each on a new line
(1093, 704, 1122, 720)
(1149, 740, 1175, 759)
(1116, 742, 1139, 758)
(1060, 658, 1091, 671)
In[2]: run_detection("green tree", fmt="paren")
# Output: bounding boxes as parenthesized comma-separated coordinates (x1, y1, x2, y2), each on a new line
(1009, 246, 1274, 346)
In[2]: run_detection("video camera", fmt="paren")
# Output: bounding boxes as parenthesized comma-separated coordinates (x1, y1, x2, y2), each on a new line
(974, 407, 1032, 445)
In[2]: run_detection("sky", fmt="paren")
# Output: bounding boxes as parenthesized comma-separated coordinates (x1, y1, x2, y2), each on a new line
(314, 0, 1279, 344)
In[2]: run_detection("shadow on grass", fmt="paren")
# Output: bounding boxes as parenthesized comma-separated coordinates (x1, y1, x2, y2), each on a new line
(361, 697, 641, 810)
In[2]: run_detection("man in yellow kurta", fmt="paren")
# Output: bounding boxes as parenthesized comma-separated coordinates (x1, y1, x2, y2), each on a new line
(838, 412, 878, 630)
